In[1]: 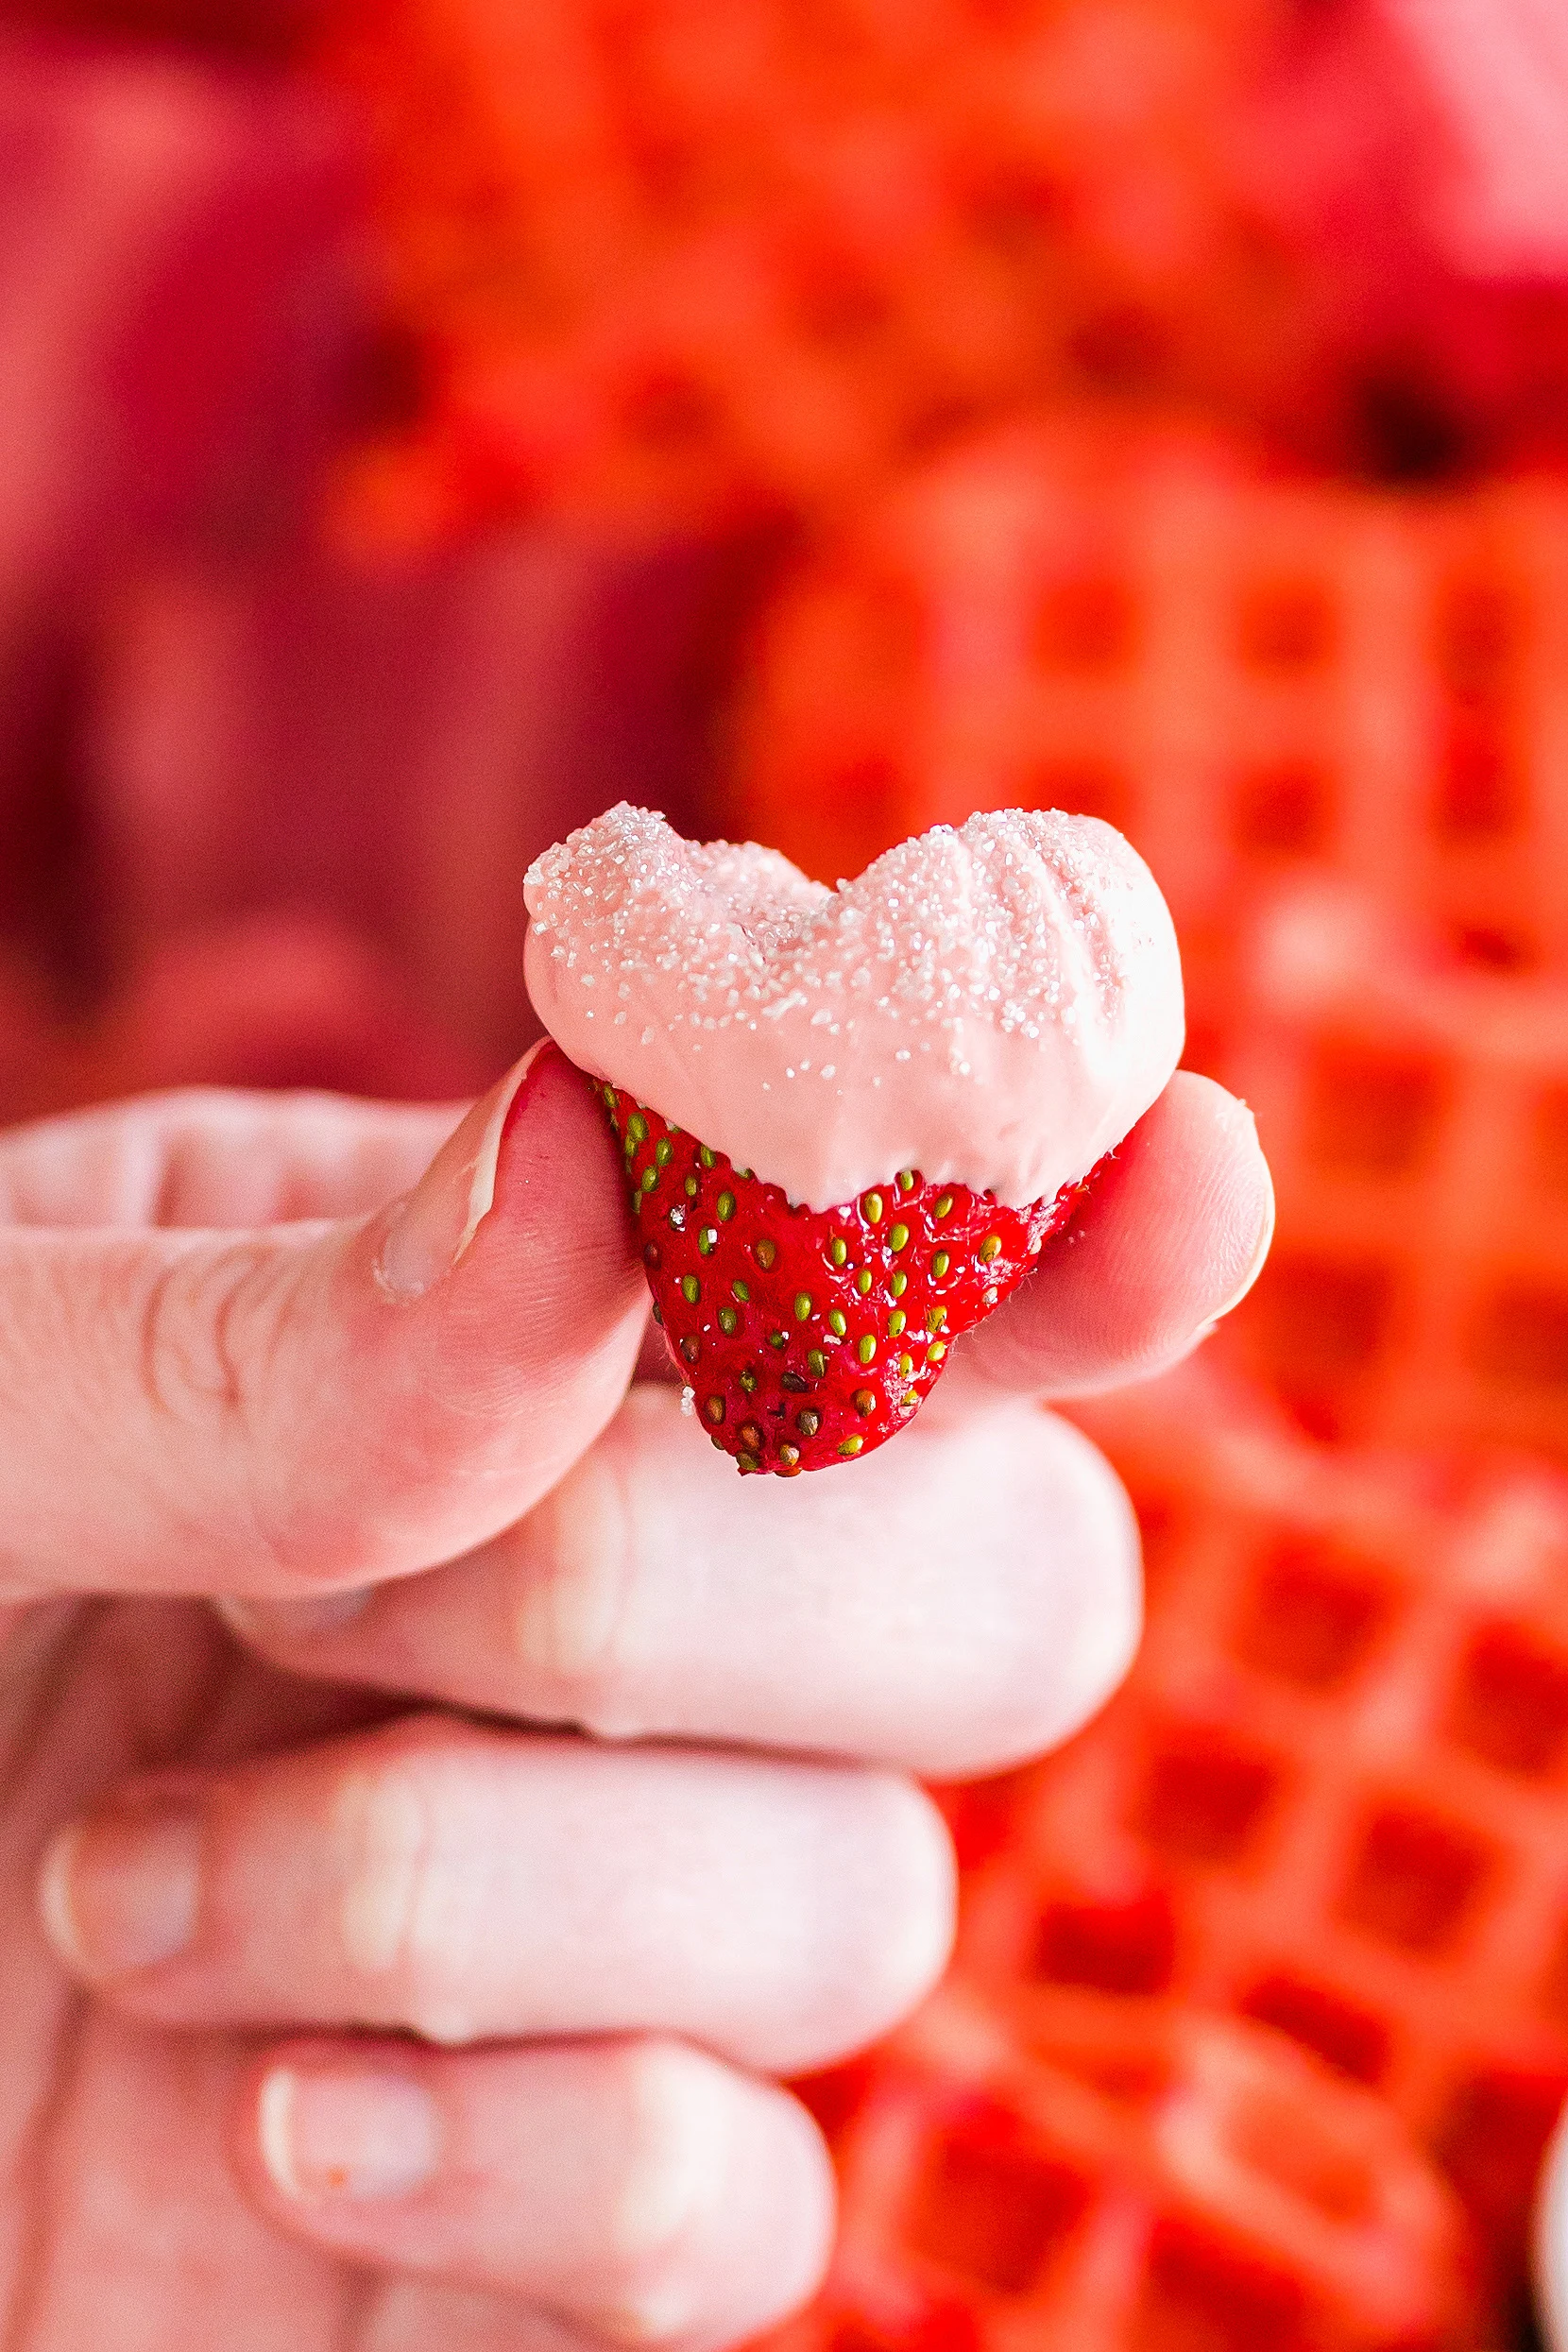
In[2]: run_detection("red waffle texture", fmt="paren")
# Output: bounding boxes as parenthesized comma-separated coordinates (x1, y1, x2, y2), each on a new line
(314, 0, 1568, 537)
(728, 420, 1568, 993)
(1218, 882, 1568, 1458)
(949, 1368, 1568, 2291)
(766, 1983, 1480, 2352)
(316, 0, 1301, 535)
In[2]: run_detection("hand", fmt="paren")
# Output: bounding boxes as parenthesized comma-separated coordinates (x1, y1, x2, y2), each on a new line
(0, 1049, 1270, 2352)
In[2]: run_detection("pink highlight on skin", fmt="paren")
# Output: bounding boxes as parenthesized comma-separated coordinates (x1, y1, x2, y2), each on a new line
(524, 805, 1184, 1209)
(500, 1036, 567, 1146)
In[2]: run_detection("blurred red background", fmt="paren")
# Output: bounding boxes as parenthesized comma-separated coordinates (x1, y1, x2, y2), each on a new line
(5, 1, 1568, 2343)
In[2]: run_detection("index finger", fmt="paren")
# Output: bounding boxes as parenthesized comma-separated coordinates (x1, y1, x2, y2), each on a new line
(0, 1089, 458, 1230)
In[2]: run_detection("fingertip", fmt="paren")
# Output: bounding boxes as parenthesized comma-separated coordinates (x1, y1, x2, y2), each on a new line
(477, 1039, 643, 1305)
(1172, 1072, 1275, 1322)
(588, 2042, 834, 2344)
(429, 1038, 647, 1439)
(374, 1044, 550, 1304)
(715, 2073, 838, 2335)
(965, 1068, 1276, 1398)
(876, 1403, 1142, 1778)
(285, 1044, 648, 1586)
(369, 1040, 638, 1316)
(1021, 1411, 1143, 1750)
(824, 1775, 957, 2059)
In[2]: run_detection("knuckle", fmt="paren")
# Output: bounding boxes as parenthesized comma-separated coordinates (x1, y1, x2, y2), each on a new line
(511, 1446, 641, 1737)
(333, 1760, 428, 1980)
(134, 1236, 336, 1579)
(137, 1241, 257, 1426)
(331, 1728, 476, 2043)
(592, 2042, 734, 2343)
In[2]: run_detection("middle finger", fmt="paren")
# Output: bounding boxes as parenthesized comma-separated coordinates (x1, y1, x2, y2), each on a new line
(222, 1380, 1140, 1780)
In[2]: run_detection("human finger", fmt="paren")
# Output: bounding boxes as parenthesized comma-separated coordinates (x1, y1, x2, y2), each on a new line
(0, 1087, 457, 1229)
(39, 1713, 954, 2072)
(493, 1072, 1265, 1412)
(233, 2034, 832, 2350)
(958, 1070, 1274, 1398)
(219, 1384, 1139, 1778)
(0, 1042, 647, 1599)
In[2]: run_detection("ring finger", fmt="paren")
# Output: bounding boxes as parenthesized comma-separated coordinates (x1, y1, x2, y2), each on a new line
(40, 1712, 952, 2073)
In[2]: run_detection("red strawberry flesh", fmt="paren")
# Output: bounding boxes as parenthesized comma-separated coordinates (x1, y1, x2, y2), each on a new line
(598, 1077, 1089, 1474)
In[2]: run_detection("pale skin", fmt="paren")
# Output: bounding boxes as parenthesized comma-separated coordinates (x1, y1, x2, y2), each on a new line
(0, 1044, 1272, 2352)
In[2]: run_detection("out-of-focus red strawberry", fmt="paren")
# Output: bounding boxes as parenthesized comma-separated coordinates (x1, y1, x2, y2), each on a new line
(0, 30, 780, 1116)
(86, 912, 485, 1102)
(0, 916, 486, 1125)
(763, 1983, 1482, 2352)
(1377, 0, 1568, 288)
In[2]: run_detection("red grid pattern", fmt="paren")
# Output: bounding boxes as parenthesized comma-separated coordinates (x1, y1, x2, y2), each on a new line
(728, 424, 1568, 993)
(948, 1371, 1568, 2288)
(315, 0, 1361, 535)
(1219, 883, 1568, 1458)
(9, 9, 1568, 2337)
(771, 1984, 1480, 2352)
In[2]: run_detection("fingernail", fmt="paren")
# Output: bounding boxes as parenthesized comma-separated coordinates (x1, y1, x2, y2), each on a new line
(258, 2065, 441, 2203)
(376, 1040, 549, 1303)
(40, 1802, 202, 1976)
(214, 1587, 373, 1642)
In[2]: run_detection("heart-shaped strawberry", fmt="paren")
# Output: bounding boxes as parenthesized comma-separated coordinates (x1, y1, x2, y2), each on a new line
(602, 1082, 1090, 1471)
(526, 803, 1182, 1472)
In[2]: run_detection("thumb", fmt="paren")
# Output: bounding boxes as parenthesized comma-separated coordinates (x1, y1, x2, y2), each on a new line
(0, 1043, 646, 1600)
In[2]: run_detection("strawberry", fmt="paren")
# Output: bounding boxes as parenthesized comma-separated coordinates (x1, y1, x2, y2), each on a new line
(598, 1077, 1088, 1474)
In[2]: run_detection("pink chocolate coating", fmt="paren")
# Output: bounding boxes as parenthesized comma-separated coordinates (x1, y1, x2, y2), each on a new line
(523, 804, 1184, 1210)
